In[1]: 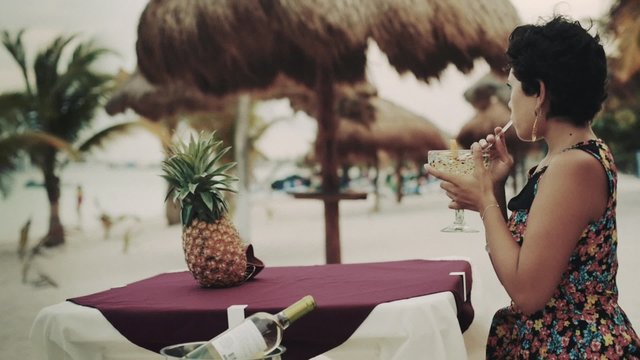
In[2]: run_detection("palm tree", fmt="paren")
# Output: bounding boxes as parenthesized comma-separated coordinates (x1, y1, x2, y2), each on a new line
(0, 30, 169, 247)
(0, 131, 80, 195)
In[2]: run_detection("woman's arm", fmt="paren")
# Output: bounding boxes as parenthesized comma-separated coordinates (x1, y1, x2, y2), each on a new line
(483, 150, 608, 314)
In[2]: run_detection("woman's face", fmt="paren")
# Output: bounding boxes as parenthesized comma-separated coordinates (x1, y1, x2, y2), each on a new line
(507, 70, 538, 141)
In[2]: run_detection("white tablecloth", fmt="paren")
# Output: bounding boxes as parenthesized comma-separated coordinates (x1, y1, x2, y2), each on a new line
(31, 291, 467, 360)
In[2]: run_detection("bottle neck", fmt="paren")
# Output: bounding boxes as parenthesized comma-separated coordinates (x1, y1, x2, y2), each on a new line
(277, 295, 316, 329)
(275, 312, 291, 329)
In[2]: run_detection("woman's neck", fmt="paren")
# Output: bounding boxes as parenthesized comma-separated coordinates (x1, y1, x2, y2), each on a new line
(542, 118, 595, 155)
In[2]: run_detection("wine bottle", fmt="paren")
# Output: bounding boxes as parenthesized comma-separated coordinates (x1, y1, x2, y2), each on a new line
(183, 295, 316, 359)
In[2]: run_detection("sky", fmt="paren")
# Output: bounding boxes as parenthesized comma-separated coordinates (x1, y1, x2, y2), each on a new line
(0, 0, 612, 162)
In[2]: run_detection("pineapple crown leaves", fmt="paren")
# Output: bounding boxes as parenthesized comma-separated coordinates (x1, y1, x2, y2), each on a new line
(161, 132, 238, 227)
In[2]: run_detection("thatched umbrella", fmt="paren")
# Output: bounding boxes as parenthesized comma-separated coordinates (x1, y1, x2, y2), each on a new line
(457, 72, 512, 148)
(601, 0, 640, 111)
(106, 71, 314, 121)
(336, 119, 377, 161)
(457, 100, 514, 146)
(369, 98, 448, 162)
(607, 0, 640, 84)
(456, 77, 542, 191)
(463, 72, 510, 107)
(106, 70, 226, 120)
(337, 97, 448, 204)
(106, 71, 318, 231)
(132, 0, 520, 264)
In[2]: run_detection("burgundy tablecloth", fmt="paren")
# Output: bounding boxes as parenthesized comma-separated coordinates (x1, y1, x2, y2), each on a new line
(69, 259, 473, 359)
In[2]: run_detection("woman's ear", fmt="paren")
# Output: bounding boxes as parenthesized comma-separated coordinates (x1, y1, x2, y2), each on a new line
(537, 79, 547, 109)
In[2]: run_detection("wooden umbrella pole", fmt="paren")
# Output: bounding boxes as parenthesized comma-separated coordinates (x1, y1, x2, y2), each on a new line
(316, 63, 341, 264)
(395, 154, 403, 203)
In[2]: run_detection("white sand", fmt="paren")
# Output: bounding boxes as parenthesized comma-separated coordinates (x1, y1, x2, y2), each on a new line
(2, 164, 640, 360)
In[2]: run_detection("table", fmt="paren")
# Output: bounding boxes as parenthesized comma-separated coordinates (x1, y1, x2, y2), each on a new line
(31, 259, 473, 360)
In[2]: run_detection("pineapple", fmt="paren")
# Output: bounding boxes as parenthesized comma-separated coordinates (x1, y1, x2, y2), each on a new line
(162, 132, 247, 287)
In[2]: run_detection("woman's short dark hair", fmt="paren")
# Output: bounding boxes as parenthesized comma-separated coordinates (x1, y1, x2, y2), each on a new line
(506, 15, 607, 126)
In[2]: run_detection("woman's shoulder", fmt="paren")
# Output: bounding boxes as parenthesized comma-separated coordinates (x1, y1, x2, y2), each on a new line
(564, 138, 614, 166)
(536, 147, 609, 221)
(542, 148, 608, 208)
(546, 148, 605, 183)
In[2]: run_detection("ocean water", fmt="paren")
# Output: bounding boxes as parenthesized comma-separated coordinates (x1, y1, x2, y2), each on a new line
(0, 162, 167, 245)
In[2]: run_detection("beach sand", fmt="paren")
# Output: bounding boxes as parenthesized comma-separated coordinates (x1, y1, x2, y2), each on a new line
(1, 164, 639, 359)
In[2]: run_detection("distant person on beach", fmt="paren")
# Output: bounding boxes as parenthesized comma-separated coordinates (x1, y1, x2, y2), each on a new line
(18, 218, 31, 259)
(76, 185, 84, 227)
(100, 213, 113, 240)
(427, 16, 640, 358)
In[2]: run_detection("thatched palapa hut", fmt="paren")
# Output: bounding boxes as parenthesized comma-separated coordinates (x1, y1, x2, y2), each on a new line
(336, 97, 448, 204)
(107, 71, 316, 121)
(456, 73, 542, 191)
(127, 0, 520, 264)
(607, 0, 640, 84)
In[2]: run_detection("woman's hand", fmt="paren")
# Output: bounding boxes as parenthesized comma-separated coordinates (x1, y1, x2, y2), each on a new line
(480, 126, 514, 185)
(426, 166, 471, 211)
(426, 126, 513, 212)
(426, 144, 495, 212)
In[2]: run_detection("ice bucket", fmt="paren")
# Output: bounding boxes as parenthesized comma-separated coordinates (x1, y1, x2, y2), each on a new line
(160, 341, 286, 359)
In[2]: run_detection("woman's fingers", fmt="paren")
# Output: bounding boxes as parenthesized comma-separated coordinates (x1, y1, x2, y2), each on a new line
(440, 180, 455, 194)
(485, 134, 496, 146)
(471, 142, 487, 174)
(486, 126, 511, 163)
(440, 181, 462, 203)
(425, 164, 455, 182)
(495, 133, 511, 162)
(441, 180, 471, 210)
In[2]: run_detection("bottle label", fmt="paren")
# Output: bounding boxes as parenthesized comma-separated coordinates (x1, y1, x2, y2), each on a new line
(211, 321, 268, 360)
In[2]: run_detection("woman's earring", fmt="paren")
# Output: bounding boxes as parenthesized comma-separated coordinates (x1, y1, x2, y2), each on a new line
(531, 110, 540, 142)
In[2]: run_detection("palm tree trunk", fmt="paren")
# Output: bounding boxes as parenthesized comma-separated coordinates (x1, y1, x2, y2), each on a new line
(41, 149, 64, 247)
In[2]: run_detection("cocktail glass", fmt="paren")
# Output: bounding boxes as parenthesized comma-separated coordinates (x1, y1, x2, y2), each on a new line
(427, 149, 489, 233)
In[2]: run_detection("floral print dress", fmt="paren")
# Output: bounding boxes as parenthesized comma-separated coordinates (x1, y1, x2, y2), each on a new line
(486, 139, 640, 359)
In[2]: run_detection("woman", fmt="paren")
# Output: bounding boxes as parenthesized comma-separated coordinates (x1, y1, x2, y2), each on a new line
(427, 16, 640, 358)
